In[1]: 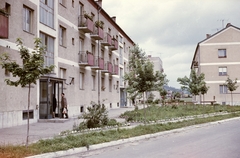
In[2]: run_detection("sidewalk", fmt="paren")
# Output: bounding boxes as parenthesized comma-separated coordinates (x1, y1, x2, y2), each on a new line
(0, 106, 136, 146)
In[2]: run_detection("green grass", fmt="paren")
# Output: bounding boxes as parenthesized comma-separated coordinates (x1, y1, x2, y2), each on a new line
(1, 104, 240, 158)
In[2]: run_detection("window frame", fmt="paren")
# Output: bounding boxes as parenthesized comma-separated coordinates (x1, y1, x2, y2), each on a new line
(218, 49, 227, 58)
(218, 67, 227, 76)
(219, 85, 228, 94)
(23, 6, 33, 33)
(59, 25, 66, 47)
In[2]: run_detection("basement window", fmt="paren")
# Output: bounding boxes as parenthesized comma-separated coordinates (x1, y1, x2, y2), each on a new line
(23, 110, 34, 120)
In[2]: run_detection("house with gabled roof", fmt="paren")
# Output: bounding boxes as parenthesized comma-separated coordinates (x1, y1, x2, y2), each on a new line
(191, 23, 240, 105)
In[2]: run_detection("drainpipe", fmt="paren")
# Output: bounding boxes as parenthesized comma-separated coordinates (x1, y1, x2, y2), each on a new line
(97, 4, 102, 105)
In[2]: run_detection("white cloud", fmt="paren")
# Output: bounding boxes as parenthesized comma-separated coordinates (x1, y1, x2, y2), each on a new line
(102, 0, 240, 88)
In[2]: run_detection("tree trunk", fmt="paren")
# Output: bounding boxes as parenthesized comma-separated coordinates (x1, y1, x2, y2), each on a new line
(26, 83, 30, 148)
(143, 92, 146, 124)
(231, 91, 233, 106)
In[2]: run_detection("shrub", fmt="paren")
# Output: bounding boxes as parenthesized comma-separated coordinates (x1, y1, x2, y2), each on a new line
(81, 102, 109, 128)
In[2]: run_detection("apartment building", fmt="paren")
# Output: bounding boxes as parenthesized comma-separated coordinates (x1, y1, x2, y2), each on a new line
(0, 0, 135, 128)
(147, 55, 164, 100)
(191, 23, 240, 105)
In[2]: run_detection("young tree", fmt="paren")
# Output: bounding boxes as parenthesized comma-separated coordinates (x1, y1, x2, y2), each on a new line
(177, 69, 207, 104)
(124, 45, 168, 122)
(225, 77, 238, 106)
(0, 38, 54, 147)
(199, 82, 209, 105)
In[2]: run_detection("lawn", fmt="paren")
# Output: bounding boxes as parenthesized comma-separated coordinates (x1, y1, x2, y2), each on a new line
(1, 104, 240, 158)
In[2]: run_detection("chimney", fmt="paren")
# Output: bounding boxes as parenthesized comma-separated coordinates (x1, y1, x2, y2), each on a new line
(226, 23, 231, 28)
(206, 34, 211, 38)
(95, 0, 102, 7)
(112, 16, 116, 22)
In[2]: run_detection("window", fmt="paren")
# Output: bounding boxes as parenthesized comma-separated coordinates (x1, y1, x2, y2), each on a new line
(59, 26, 66, 46)
(79, 72, 84, 89)
(109, 79, 112, 92)
(218, 49, 226, 58)
(72, 38, 74, 45)
(101, 77, 105, 91)
(119, 35, 123, 43)
(40, 32, 54, 67)
(5, 69, 10, 77)
(92, 75, 96, 90)
(72, 0, 74, 7)
(91, 44, 95, 55)
(120, 68, 124, 86)
(219, 85, 228, 94)
(5, 3, 11, 15)
(23, 6, 33, 33)
(119, 47, 123, 65)
(40, 0, 54, 28)
(60, 68, 66, 79)
(219, 67, 227, 76)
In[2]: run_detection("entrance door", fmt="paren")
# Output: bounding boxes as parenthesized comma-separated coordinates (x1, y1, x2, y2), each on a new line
(120, 88, 127, 107)
(39, 79, 63, 119)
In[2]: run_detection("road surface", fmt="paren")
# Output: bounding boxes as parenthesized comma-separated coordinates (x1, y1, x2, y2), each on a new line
(66, 118, 240, 158)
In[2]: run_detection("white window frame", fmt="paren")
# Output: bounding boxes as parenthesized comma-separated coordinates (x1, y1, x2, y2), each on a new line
(220, 85, 228, 94)
(23, 6, 32, 33)
(219, 67, 227, 76)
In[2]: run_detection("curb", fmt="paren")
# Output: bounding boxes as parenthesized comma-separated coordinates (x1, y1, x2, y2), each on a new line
(26, 117, 240, 158)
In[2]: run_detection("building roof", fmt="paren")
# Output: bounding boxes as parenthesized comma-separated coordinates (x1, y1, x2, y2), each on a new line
(190, 23, 240, 69)
(89, 0, 135, 46)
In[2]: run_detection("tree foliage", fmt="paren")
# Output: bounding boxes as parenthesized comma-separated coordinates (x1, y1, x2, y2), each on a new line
(0, 38, 54, 147)
(124, 45, 168, 104)
(177, 69, 208, 104)
(225, 77, 238, 105)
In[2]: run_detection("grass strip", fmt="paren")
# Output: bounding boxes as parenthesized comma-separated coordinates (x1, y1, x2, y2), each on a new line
(1, 112, 240, 158)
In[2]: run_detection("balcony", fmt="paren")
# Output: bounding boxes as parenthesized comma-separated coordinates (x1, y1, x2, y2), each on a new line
(102, 61, 113, 73)
(109, 38, 118, 50)
(91, 57, 104, 70)
(78, 51, 94, 66)
(0, 12, 8, 38)
(101, 33, 112, 46)
(91, 27, 104, 40)
(78, 15, 94, 33)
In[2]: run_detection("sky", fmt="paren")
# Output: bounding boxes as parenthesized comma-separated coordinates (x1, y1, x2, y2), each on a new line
(101, 0, 240, 89)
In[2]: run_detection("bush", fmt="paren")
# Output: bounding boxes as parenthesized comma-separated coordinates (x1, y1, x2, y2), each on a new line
(81, 102, 109, 128)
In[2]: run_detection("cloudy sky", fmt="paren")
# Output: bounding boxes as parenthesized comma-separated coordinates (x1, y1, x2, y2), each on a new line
(101, 0, 240, 88)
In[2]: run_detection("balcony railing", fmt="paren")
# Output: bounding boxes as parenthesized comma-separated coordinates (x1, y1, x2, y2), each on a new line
(78, 15, 94, 33)
(91, 27, 104, 40)
(78, 51, 94, 66)
(0, 12, 8, 38)
(91, 56, 104, 70)
(102, 61, 113, 73)
(109, 38, 118, 50)
(101, 33, 112, 46)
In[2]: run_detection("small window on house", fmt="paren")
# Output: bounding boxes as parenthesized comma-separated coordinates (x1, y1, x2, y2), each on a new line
(79, 72, 84, 90)
(59, 26, 66, 47)
(92, 75, 96, 91)
(60, 68, 66, 79)
(101, 77, 105, 91)
(5, 3, 11, 15)
(23, 110, 34, 120)
(219, 67, 227, 76)
(218, 49, 226, 58)
(219, 85, 228, 94)
(23, 6, 33, 33)
(119, 35, 123, 43)
(72, 38, 74, 45)
(109, 79, 112, 92)
(72, 0, 74, 7)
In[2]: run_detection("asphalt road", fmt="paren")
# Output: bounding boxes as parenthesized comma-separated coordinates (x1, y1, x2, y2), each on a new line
(69, 118, 240, 158)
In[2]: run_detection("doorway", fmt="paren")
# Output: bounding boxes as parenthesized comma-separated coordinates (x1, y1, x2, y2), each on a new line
(39, 78, 63, 119)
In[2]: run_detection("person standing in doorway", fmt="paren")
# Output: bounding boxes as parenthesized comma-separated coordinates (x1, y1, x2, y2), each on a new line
(52, 95, 57, 118)
(61, 93, 68, 118)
